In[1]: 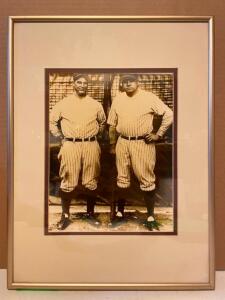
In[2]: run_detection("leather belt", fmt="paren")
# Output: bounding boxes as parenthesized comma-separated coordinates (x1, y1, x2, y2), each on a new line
(64, 136, 97, 142)
(120, 135, 145, 141)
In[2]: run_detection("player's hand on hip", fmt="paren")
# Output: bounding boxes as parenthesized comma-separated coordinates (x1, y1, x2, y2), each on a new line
(109, 144, 116, 155)
(97, 132, 103, 142)
(144, 133, 160, 144)
(59, 137, 65, 146)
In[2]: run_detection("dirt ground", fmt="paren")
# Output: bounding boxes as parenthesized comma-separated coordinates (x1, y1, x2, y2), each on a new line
(48, 202, 174, 233)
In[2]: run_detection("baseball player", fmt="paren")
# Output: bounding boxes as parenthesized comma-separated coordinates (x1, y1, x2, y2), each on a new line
(50, 74, 106, 230)
(107, 74, 173, 230)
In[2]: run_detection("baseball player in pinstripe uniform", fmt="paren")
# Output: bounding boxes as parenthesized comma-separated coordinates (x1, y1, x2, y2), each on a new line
(107, 74, 173, 230)
(50, 74, 106, 230)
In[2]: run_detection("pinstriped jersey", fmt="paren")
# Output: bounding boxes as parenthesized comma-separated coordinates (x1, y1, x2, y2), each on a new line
(50, 94, 106, 139)
(107, 89, 173, 137)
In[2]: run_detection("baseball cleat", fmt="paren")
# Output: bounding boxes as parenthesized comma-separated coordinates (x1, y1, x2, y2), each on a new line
(57, 214, 71, 230)
(144, 217, 161, 231)
(85, 214, 101, 227)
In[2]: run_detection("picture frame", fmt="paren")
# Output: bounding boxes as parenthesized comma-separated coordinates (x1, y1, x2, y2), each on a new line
(8, 16, 214, 290)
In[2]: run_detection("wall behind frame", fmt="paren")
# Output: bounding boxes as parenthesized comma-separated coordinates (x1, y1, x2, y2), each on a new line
(0, 0, 224, 270)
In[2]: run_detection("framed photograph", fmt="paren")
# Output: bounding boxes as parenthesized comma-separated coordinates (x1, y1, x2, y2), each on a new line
(8, 16, 214, 290)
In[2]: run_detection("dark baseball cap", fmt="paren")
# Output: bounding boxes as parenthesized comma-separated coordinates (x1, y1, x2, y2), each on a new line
(73, 73, 89, 82)
(120, 74, 138, 83)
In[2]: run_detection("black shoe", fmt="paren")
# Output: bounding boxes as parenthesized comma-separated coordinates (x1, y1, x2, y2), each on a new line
(57, 214, 71, 230)
(108, 212, 126, 228)
(115, 211, 125, 218)
(86, 214, 101, 227)
(144, 218, 161, 231)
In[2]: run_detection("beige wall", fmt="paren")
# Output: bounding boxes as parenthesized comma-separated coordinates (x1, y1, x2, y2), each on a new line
(0, 0, 224, 270)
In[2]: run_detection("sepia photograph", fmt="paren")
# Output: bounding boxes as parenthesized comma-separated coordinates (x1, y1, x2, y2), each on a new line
(46, 69, 177, 234)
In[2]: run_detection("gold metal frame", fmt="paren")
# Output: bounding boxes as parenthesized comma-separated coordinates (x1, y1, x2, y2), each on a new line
(8, 16, 214, 291)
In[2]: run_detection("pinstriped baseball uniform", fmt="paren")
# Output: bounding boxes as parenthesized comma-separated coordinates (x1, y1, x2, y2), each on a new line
(107, 89, 173, 191)
(50, 94, 106, 192)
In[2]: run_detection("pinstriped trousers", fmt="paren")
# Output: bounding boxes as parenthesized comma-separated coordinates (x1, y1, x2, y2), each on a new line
(57, 141, 101, 192)
(115, 137, 156, 191)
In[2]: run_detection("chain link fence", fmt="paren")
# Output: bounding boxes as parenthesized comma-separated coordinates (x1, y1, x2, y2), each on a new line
(48, 72, 174, 112)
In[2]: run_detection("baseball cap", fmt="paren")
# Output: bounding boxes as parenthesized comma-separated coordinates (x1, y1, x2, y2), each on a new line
(120, 74, 138, 83)
(73, 73, 89, 82)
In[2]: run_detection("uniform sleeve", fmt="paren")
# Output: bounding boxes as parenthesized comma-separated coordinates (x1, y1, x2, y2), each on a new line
(49, 102, 63, 138)
(151, 93, 173, 137)
(97, 103, 106, 127)
(107, 101, 118, 127)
